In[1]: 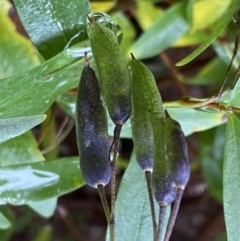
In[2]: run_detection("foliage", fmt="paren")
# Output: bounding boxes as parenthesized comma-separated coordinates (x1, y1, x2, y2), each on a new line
(1, 0, 240, 240)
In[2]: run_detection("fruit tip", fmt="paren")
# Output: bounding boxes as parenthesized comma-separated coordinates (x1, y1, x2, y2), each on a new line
(130, 53, 135, 60)
(165, 109, 170, 119)
(84, 52, 89, 66)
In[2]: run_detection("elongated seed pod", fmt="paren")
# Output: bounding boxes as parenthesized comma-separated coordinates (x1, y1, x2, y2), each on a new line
(163, 111, 190, 241)
(75, 54, 111, 188)
(130, 55, 164, 171)
(130, 55, 167, 239)
(150, 113, 176, 205)
(165, 111, 190, 188)
(150, 112, 176, 241)
(88, 18, 131, 125)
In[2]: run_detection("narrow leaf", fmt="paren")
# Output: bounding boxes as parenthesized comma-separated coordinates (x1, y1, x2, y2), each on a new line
(227, 75, 240, 108)
(176, 0, 240, 66)
(0, 212, 11, 230)
(0, 115, 46, 144)
(129, 2, 189, 59)
(201, 126, 225, 202)
(166, 108, 226, 136)
(223, 113, 240, 241)
(191, 0, 233, 32)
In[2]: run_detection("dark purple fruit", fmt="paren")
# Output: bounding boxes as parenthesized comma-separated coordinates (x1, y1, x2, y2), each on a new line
(75, 54, 111, 188)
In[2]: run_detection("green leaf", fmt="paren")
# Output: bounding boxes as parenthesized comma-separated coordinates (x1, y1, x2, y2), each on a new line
(182, 57, 228, 85)
(166, 108, 226, 136)
(27, 198, 57, 218)
(106, 151, 170, 241)
(0, 131, 44, 166)
(0, 207, 15, 238)
(0, 131, 59, 218)
(201, 126, 225, 202)
(191, 0, 233, 32)
(112, 12, 136, 57)
(176, 0, 240, 66)
(135, 0, 163, 30)
(213, 41, 240, 68)
(173, 30, 208, 47)
(215, 232, 227, 241)
(56, 93, 77, 117)
(0, 212, 11, 230)
(223, 113, 240, 241)
(33, 225, 53, 241)
(57, 92, 227, 137)
(41, 110, 58, 160)
(0, 157, 84, 204)
(13, 0, 91, 59)
(0, 0, 39, 79)
(129, 2, 189, 59)
(0, 43, 87, 119)
(0, 115, 46, 144)
(227, 74, 240, 107)
(90, 1, 115, 12)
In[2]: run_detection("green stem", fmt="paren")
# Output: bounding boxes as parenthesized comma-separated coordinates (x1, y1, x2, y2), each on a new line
(145, 171, 157, 241)
(97, 184, 111, 223)
(109, 124, 122, 241)
(164, 188, 184, 241)
(217, 10, 240, 97)
(157, 205, 167, 241)
(97, 184, 114, 241)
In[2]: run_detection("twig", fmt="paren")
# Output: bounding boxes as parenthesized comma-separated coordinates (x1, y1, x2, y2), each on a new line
(145, 171, 157, 241)
(164, 188, 184, 241)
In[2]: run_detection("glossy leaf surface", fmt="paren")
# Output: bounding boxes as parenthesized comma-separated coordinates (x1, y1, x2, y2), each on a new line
(0, 115, 46, 144)
(0, 131, 44, 166)
(0, 131, 58, 217)
(0, 157, 83, 205)
(13, 0, 91, 59)
(0, 43, 88, 119)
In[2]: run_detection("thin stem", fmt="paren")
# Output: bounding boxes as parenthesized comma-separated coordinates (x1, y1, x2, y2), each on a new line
(97, 184, 111, 223)
(56, 205, 82, 240)
(163, 91, 240, 114)
(41, 117, 75, 155)
(109, 124, 122, 241)
(218, 10, 240, 97)
(159, 52, 188, 96)
(231, 64, 240, 89)
(37, 109, 53, 146)
(145, 171, 157, 241)
(164, 188, 184, 241)
(157, 204, 167, 241)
